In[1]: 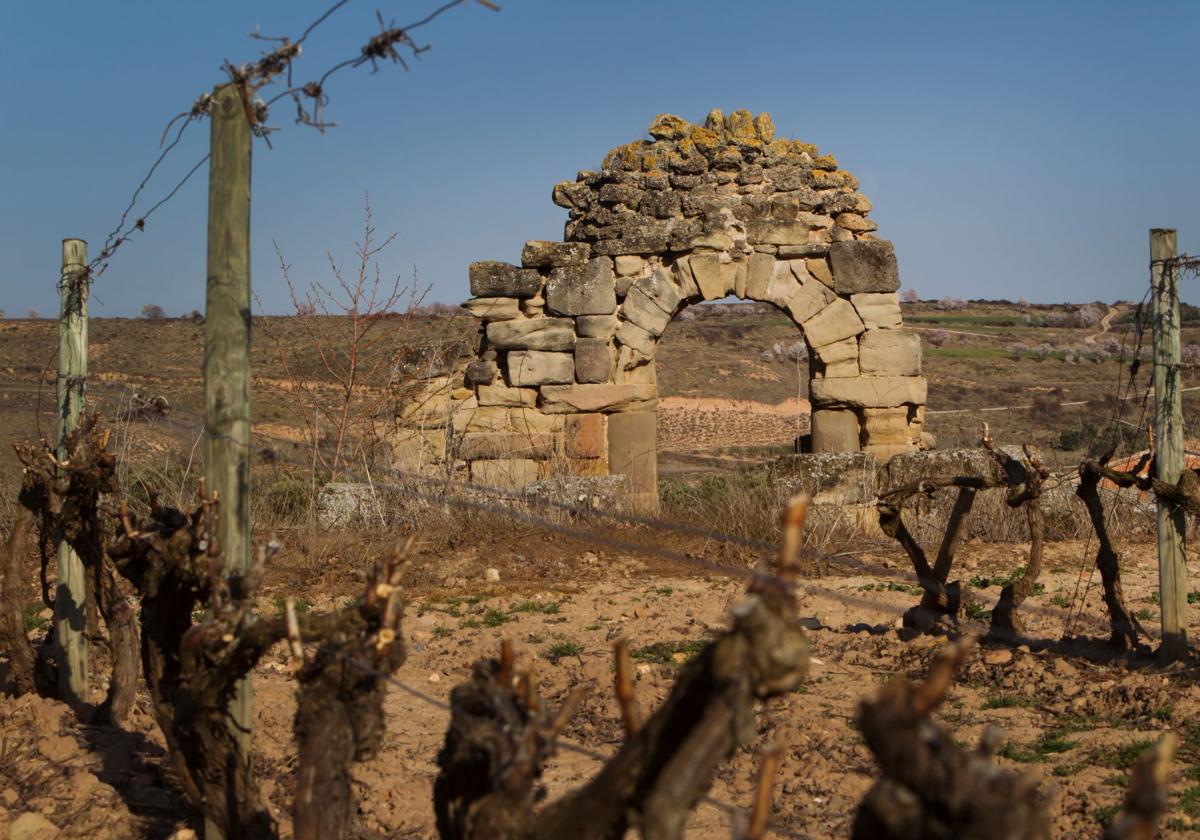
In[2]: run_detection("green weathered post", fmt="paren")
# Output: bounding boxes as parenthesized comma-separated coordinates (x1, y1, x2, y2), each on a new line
(1149, 228, 1189, 661)
(55, 238, 89, 706)
(204, 83, 253, 839)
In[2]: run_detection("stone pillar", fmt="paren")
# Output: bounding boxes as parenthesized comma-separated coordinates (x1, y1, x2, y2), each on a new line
(607, 411, 658, 514)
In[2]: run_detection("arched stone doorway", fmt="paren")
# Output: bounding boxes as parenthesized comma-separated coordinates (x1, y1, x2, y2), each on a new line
(394, 110, 928, 513)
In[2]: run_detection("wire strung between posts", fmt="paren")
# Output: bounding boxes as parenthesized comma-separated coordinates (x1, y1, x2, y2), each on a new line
(82, 0, 498, 283)
(265, 0, 500, 131)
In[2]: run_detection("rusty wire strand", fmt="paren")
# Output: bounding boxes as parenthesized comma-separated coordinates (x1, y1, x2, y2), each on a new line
(264, 0, 499, 131)
(87, 0, 497, 282)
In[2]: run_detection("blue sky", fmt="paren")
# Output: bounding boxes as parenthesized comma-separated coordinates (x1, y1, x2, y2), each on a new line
(2, 0, 1198, 316)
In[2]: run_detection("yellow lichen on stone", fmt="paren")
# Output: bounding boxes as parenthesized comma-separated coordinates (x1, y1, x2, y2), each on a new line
(754, 112, 775, 142)
(690, 126, 722, 155)
(675, 137, 699, 159)
(704, 108, 726, 137)
(648, 113, 691, 140)
(603, 141, 646, 172)
(812, 169, 859, 190)
(767, 139, 793, 157)
(641, 143, 672, 172)
(727, 109, 757, 139)
(812, 153, 839, 171)
(786, 139, 819, 157)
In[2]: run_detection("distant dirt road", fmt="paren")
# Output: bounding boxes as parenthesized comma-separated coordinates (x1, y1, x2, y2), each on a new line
(1083, 304, 1120, 345)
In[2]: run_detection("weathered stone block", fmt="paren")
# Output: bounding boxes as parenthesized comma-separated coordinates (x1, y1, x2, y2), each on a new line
(634, 268, 683, 314)
(802, 297, 864, 348)
(397, 376, 454, 428)
(621, 287, 672, 336)
(615, 351, 657, 385)
(477, 384, 536, 407)
(811, 409, 861, 453)
(521, 240, 590, 268)
(575, 337, 614, 384)
(470, 458, 540, 488)
(809, 375, 927, 409)
(813, 336, 858, 368)
(862, 407, 919, 446)
(851, 292, 902, 329)
(614, 255, 646, 277)
(747, 220, 811, 245)
(858, 329, 922, 376)
(565, 413, 607, 458)
(457, 432, 557, 460)
(834, 213, 877, 233)
(390, 427, 447, 471)
(317, 483, 376, 528)
(828, 240, 900, 294)
(546, 257, 617, 316)
(746, 252, 774, 300)
(462, 296, 522, 321)
(769, 452, 877, 504)
(487, 317, 576, 351)
(673, 257, 701, 298)
(506, 350, 574, 386)
(878, 448, 1005, 491)
(592, 231, 672, 256)
(616, 319, 657, 356)
(576, 313, 618, 339)
(463, 405, 521, 433)
(689, 252, 727, 300)
(469, 261, 543, 298)
(777, 241, 830, 258)
(520, 293, 545, 317)
(539, 383, 657, 414)
(806, 258, 834, 288)
(764, 261, 801, 307)
(522, 474, 630, 511)
(616, 273, 637, 299)
(786, 277, 835, 324)
(464, 360, 498, 387)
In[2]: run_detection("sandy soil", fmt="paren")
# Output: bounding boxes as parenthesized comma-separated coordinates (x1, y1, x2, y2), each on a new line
(3, 536, 1198, 839)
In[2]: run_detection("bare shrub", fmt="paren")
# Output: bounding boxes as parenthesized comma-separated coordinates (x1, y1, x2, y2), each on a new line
(259, 193, 430, 484)
(926, 329, 949, 348)
(140, 304, 167, 319)
(1075, 303, 1102, 328)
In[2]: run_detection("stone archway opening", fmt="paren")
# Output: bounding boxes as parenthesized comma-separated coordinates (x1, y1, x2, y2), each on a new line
(392, 109, 928, 513)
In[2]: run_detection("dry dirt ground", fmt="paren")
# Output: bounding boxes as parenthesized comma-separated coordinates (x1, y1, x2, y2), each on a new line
(4, 303, 1200, 838)
(3, 531, 1200, 839)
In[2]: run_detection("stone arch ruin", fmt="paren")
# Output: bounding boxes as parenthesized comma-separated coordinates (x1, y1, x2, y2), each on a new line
(392, 110, 928, 512)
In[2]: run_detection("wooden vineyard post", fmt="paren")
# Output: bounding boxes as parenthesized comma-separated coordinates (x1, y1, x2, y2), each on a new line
(1150, 228, 1189, 661)
(55, 238, 89, 705)
(204, 83, 253, 839)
